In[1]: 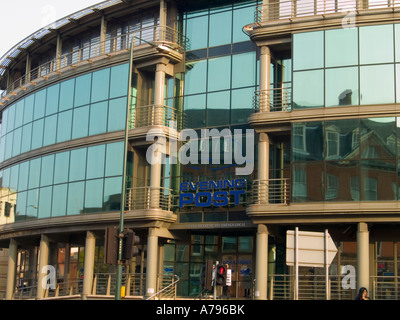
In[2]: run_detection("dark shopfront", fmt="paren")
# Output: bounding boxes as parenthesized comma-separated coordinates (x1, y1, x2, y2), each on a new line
(165, 221, 259, 298)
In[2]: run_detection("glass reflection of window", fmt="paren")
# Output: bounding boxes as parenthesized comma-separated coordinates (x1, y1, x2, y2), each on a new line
(326, 127, 339, 159)
(326, 174, 338, 200)
(364, 177, 378, 201)
(293, 167, 307, 198)
(293, 124, 306, 151)
(351, 176, 360, 201)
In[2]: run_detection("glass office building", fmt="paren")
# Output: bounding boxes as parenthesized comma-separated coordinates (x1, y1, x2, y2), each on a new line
(1, 0, 400, 300)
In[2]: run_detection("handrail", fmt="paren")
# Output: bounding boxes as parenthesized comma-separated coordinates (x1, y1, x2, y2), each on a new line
(1, 25, 189, 101)
(130, 104, 185, 129)
(125, 186, 173, 211)
(146, 275, 179, 300)
(255, 0, 400, 23)
(254, 85, 292, 113)
(251, 178, 291, 205)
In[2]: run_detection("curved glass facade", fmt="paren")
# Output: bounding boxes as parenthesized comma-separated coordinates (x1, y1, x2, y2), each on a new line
(292, 24, 400, 109)
(0, 63, 130, 223)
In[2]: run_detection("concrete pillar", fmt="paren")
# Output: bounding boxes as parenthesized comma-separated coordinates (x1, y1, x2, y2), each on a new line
(82, 231, 96, 300)
(259, 46, 271, 112)
(25, 53, 31, 82)
(56, 34, 62, 69)
(258, 133, 270, 203)
(255, 224, 269, 300)
(37, 235, 50, 299)
(5, 239, 18, 300)
(357, 222, 369, 292)
(154, 63, 166, 125)
(146, 228, 159, 298)
(100, 15, 107, 54)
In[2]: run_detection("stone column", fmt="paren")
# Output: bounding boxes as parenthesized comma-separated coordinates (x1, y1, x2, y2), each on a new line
(145, 228, 159, 298)
(357, 222, 369, 292)
(82, 231, 96, 300)
(5, 239, 17, 300)
(255, 224, 269, 300)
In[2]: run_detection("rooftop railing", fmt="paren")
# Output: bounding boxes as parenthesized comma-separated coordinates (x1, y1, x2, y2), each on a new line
(255, 0, 400, 23)
(1, 25, 189, 101)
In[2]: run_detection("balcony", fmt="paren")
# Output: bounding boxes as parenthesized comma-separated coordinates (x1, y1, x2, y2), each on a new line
(253, 84, 292, 113)
(255, 0, 400, 23)
(129, 104, 185, 129)
(0, 25, 189, 105)
(251, 178, 291, 206)
(125, 186, 173, 211)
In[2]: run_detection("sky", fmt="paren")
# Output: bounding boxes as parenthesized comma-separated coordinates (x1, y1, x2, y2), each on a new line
(0, 0, 103, 58)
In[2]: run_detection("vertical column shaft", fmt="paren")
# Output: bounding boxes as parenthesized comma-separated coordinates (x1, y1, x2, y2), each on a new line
(5, 239, 17, 300)
(82, 231, 96, 300)
(146, 228, 159, 298)
(37, 235, 50, 299)
(255, 224, 269, 300)
(258, 133, 270, 203)
(357, 222, 369, 292)
(259, 46, 271, 112)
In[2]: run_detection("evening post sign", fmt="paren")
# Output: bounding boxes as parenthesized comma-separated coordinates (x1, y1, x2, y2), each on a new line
(146, 124, 255, 208)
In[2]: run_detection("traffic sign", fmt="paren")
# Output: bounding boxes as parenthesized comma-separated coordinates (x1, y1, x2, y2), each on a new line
(286, 229, 337, 267)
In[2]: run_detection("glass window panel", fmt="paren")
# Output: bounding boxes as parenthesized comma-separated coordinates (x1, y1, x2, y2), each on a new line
(293, 70, 324, 109)
(361, 159, 396, 200)
(293, 31, 324, 70)
(233, 6, 254, 43)
(107, 97, 127, 132)
(292, 122, 324, 161)
(34, 90, 46, 120)
(74, 73, 92, 107)
(396, 24, 400, 62)
(84, 179, 104, 213)
(38, 186, 52, 218)
(31, 119, 44, 150)
(52, 184, 67, 216)
(110, 63, 129, 99)
(14, 100, 24, 129)
(232, 52, 256, 88)
(1, 108, 7, 136)
(10, 165, 19, 192)
(325, 119, 359, 160)
(184, 94, 206, 129)
(12, 128, 21, 157)
(326, 67, 359, 107)
(72, 106, 89, 139)
(28, 158, 41, 189)
(23, 95, 34, 124)
(360, 117, 396, 159)
(326, 161, 359, 201)
(18, 162, 29, 191)
(184, 60, 207, 95)
(360, 24, 394, 64)
(397, 64, 400, 103)
(2, 168, 9, 190)
(56, 110, 72, 143)
(46, 84, 60, 116)
(21, 123, 32, 153)
(105, 142, 124, 177)
(325, 28, 358, 67)
(40, 154, 54, 187)
(0, 137, 4, 163)
(54, 151, 70, 184)
(16, 191, 27, 221)
(231, 87, 253, 124)
(103, 176, 122, 211)
(43, 114, 57, 146)
(360, 64, 395, 105)
(4, 132, 13, 160)
(207, 90, 230, 127)
(238, 236, 253, 252)
(91, 68, 110, 102)
(59, 78, 75, 111)
(292, 162, 324, 202)
(89, 101, 108, 135)
(208, 56, 231, 92)
(209, 10, 232, 47)
(69, 148, 87, 182)
(26, 189, 39, 218)
(6, 104, 15, 133)
(186, 15, 208, 50)
(67, 181, 85, 215)
(222, 236, 237, 253)
(86, 144, 105, 179)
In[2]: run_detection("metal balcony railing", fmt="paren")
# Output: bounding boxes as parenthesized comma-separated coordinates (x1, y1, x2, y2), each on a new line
(2, 25, 189, 99)
(251, 178, 291, 205)
(125, 186, 173, 211)
(253, 85, 292, 113)
(255, 0, 400, 23)
(130, 104, 184, 129)
(11, 273, 178, 300)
